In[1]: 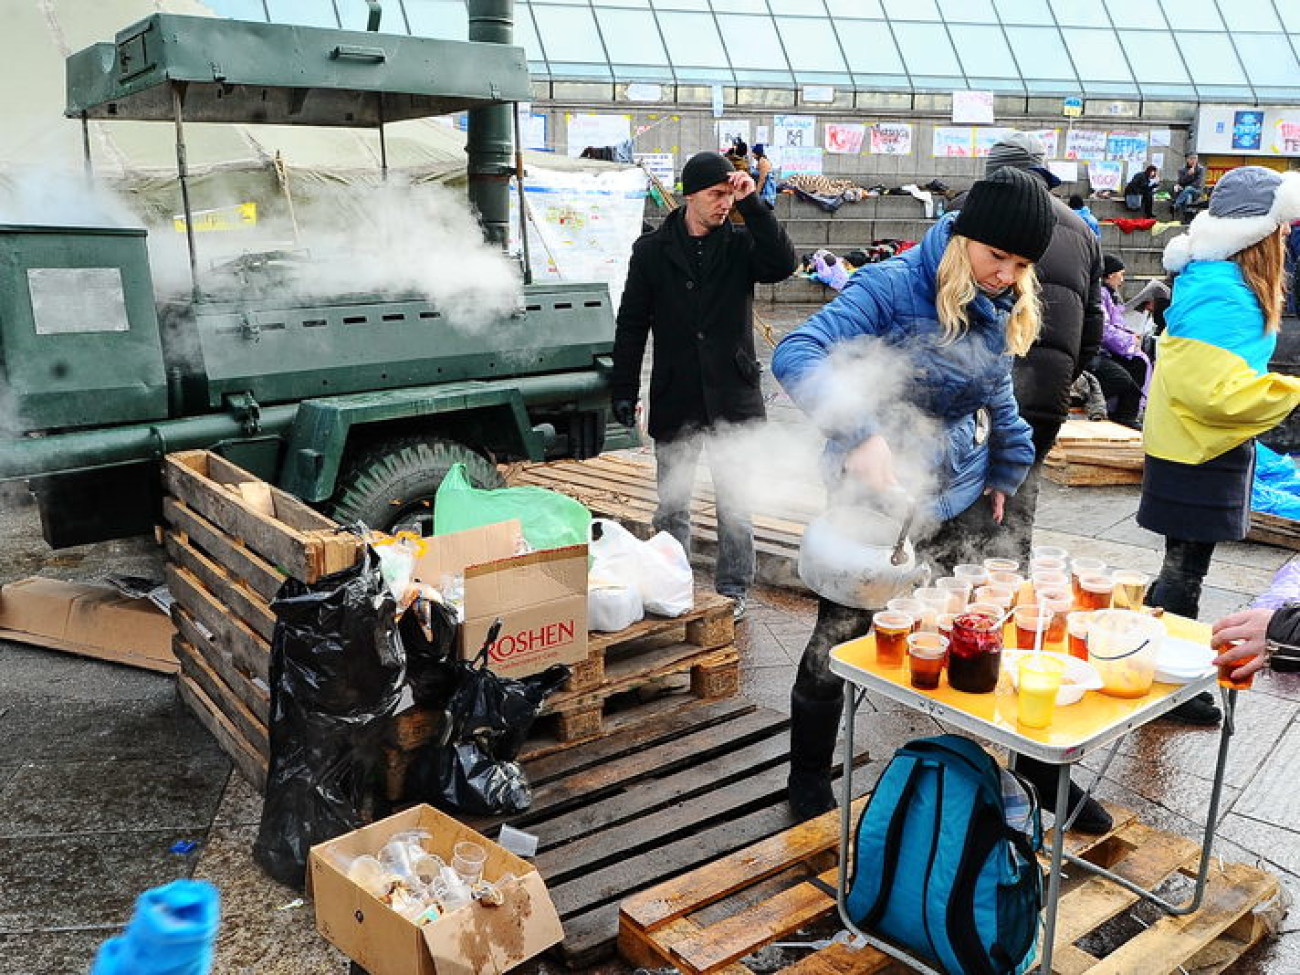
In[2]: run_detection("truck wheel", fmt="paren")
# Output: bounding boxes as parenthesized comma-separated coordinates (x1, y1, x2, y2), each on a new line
(325, 439, 504, 535)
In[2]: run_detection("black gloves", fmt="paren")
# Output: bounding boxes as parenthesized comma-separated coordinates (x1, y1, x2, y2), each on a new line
(612, 399, 637, 427)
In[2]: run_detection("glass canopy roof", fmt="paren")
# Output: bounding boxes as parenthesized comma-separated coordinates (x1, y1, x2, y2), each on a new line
(209, 0, 1300, 103)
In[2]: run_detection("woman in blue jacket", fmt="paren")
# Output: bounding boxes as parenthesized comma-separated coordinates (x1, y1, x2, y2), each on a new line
(774, 167, 1086, 823)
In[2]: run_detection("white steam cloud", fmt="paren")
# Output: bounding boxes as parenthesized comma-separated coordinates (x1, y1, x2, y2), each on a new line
(0, 169, 139, 228)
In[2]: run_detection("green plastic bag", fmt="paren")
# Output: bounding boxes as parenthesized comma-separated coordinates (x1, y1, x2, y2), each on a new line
(433, 463, 591, 550)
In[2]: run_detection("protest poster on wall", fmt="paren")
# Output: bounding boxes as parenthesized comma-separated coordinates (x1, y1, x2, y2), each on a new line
(717, 119, 751, 151)
(509, 166, 647, 306)
(952, 90, 994, 125)
(933, 127, 973, 157)
(1065, 129, 1107, 161)
(870, 122, 913, 155)
(1047, 159, 1079, 183)
(774, 114, 817, 149)
(1106, 130, 1149, 165)
(777, 146, 823, 175)
(972, 127, 1016, 157)
(1088, 160, 1124, 193)
(1233, 111, 1265, 151)
(1027, 128, 1060, 158)
(825, 123, 866, 155)
(566, 113, 631, 156)
(633, 152, 675, 187)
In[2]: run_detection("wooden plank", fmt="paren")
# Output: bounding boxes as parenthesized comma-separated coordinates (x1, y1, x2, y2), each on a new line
(165, 564, 270, 683)
(546, 640, 739, 713)
(172, 605, 270, 726)
(782, 942, 895, 975)
(163, 497, 286, 602)
(587, 590, 733, 655)
(1053, 420, 1144, 444)
(178, 673, 268, 792)
(621, 796, 870, 931)
(173, 636, 269, 755)
(165, 531, 277, 641)
(189, 451, 339, 533)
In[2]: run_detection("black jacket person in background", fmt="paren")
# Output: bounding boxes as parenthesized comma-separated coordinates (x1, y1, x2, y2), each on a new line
(611, 151, 797, 620)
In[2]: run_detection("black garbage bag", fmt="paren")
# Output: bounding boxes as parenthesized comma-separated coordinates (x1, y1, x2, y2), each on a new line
(407, 620, 571, 817)
(253, 547, 405, 888)
(400, 596, 460, 709)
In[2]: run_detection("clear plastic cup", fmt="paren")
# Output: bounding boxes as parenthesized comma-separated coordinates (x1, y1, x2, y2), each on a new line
(1013, 605, 1054, 651)
(885, 597, 924, 630)
(983, 557, 1020, 574)
(935, 577, 972, 613)
(1018, 654, 1065, 728)
(953, 563, 990, 587)
(1078, 573, 1115, 611)
(907, 632, 948, 690)
(1066, 610, 1093, 660)
(966, 601, 1003, 621)
(974, 584, 1015, 611)
(872, 610, 915, 667)
(1032, 545, 1069, 562)
(1070, 557, 1107, 600)
(1111, 569, 1151, 611)
(912, 587, 951, 630)
(451, 841, 487, 885)
(1029, 556, 1067, 575)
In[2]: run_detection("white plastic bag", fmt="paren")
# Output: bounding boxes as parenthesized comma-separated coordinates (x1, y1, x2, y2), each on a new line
(588, 583, 643, 632)
(590, 519, 645, 591)
(639, 531, 694, 617)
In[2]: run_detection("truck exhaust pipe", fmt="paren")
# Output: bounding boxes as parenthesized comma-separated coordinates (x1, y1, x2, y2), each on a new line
(466, 0, 515, 247)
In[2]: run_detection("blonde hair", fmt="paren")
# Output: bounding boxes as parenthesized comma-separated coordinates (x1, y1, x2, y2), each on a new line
(935, 235, 1042, 355)
(1233, 225, 1287, 333)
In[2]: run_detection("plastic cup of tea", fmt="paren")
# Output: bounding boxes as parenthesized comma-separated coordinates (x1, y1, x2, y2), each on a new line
(1038, 591, 1073, 648)
(1029, 556, 1067, 575)
(966, 602, 1003, 621)
(1077, 573, 1115, 611)
(452, 841, 487, 885)
(1066, 611, 1093, 660)
(1111, 569, 1151, 611)
(1013, 605, 1054, 650)
(872, 611, 914, 667)
(912, 587, 951, 629)
(1017, 654, 1065, 729)
(1217, 643, 1258, 690)
(1030, 569, 1070, 593)
(1033, 545, 1070, 562)
(983, 557, 1020, 575)
(885, 598, 924, 630)
(974, 584, 1015, 611)
(907, 632, 948, 690)
(935, 577, 972, 613)
(1070, 557, 1107, 599)
(953, 563, 990, 587)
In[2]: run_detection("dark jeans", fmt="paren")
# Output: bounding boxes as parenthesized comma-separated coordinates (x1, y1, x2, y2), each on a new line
(1147, 537, 1217, 619)
(653, 432, 754, 597)
(793, 493, 1008, 701)
(1092, 354, 1146, 427)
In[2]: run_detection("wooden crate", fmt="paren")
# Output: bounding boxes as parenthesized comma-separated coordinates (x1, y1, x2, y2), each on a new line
(620, 804, 1282, 975)
(471, 698, 873, 968)
(1045, 420, 1145, 487)
(384, 594, 742, 799)
(1247, 509, 1300, 551)
(163, 450, 363, 791)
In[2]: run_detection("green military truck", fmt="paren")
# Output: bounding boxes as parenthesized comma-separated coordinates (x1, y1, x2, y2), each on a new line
(0, 4, 631, 547)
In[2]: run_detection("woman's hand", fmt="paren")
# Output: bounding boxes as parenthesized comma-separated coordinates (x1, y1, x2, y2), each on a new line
(984, 488, 1008, 524)
(844, 435, 898, 493)
(1211, 608, 1275, 680)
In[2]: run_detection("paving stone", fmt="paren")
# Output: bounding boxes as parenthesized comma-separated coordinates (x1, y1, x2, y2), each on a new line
(738, 665, 795, 716)
(735, 624, 798, 668)
(0, 697, 223, 765)
(212, 771, 263, 829)
(0, 929, 109, 974)
(1233, 720, 1300, 830)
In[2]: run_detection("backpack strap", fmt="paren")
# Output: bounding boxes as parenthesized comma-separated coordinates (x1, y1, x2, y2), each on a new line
(857, 757, 924, 930)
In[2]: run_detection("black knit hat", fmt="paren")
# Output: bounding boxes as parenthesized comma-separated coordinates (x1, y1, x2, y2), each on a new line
(954, 166, 1055, 263)
(681, 151, 734, 196)
(1102, 254, 1126, 277)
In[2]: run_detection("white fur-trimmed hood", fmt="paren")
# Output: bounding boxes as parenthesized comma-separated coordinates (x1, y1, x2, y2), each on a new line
(1163, 170, 1300, 272)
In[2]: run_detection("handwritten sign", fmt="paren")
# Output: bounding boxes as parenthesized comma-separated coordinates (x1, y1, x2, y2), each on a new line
(1065, 129, 1107, 161)
(825, 123, 866, 155)
(932, 127, 973, 157)
(870, 122, 913, 156)
(952, 90, 994, 125)
(1088, 160, 1124, 193)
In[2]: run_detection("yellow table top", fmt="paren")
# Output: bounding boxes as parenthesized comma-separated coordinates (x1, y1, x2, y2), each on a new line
(829, 614, 1216, 763)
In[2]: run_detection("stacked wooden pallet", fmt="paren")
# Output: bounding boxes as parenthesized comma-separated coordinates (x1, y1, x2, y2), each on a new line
(620, 803, 1281, 975)
(1248, 509, 1300, 551)
(162, 450, 362, 792)
(384, 589, 742, 799)
(1045, 419, 1145, 487)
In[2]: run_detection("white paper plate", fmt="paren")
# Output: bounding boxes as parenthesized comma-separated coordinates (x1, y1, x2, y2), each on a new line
(1002, 650, 1104, 705)
(1155, 635, 1215, 683)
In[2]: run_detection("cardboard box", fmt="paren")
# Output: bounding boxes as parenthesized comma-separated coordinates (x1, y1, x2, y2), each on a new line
(411, 521, 588, 679)
(0, 577, 177, 673)
(310, 804, 564, 975)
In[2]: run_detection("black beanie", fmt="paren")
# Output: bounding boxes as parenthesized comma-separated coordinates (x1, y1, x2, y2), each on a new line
(953, 166, 1055, 263)
(681, 151, 734, 196)
(1102, 254, 1125, 277)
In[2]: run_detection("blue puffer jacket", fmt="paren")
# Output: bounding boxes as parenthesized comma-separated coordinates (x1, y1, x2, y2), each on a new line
(772, 214, 1035, 522)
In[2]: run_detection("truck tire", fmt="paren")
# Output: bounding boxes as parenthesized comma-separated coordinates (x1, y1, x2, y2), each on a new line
(325, 438, 504, 534)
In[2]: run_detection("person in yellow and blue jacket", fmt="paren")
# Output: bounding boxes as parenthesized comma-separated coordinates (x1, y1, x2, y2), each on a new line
(1139, 166, 1300, 723)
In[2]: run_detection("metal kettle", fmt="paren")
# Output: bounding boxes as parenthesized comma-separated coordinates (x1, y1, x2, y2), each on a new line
(797, 494, 931, 610)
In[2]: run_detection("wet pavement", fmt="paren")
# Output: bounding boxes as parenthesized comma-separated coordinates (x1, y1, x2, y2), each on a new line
(2, 306, 1299, 972)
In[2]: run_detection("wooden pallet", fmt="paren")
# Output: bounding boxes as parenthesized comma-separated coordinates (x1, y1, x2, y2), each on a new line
(383, 594, 742, 799)
(469, 698, 873, 968)
(620, 803, 1281, 975)
(507, 454, 811, 588)
(163, 450, 363, 791)
(1045, 420, 1145, 487)
(1247, 509, 1300, 551)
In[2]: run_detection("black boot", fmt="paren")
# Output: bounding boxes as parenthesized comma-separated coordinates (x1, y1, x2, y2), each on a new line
(787, 689, 843, 822)
(1011, 754, 1113, 835)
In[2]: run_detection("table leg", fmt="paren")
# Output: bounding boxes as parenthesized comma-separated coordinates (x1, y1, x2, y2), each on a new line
(1037, 763, 1072, 974)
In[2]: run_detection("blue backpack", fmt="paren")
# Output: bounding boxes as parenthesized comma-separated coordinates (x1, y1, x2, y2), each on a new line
(845, 735, 1043, 975)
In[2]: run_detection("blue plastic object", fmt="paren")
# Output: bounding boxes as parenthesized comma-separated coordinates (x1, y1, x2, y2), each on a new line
(90, 879, 220, 975)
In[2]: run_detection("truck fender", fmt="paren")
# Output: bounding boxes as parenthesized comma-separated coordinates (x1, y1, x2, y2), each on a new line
(279, 383, 543, 502)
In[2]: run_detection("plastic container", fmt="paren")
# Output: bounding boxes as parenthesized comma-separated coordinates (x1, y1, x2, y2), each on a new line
(1087, 609, 1164, 698)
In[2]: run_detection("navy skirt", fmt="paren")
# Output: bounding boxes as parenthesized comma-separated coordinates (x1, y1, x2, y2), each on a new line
(1136, 441, 1255, 543)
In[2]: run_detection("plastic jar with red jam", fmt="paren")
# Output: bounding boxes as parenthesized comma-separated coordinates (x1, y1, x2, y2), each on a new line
(947, 612, 1002, 693)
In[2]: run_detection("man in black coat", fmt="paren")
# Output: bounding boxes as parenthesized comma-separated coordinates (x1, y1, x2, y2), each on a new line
(611, 151, 797, 620)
